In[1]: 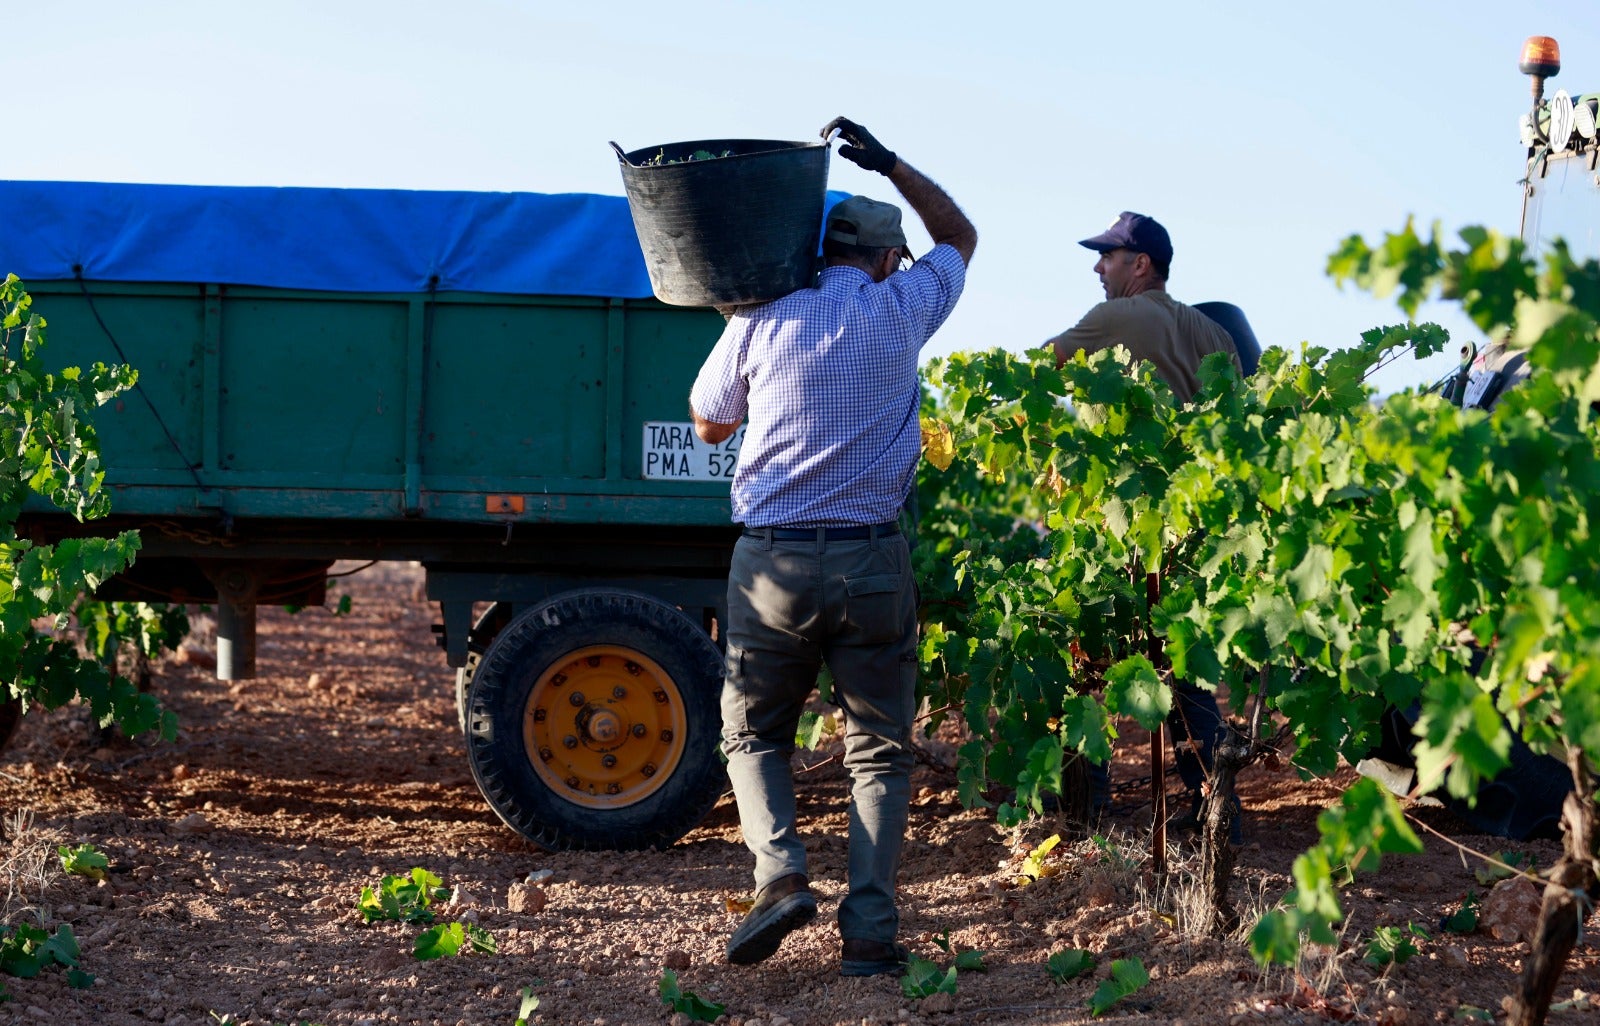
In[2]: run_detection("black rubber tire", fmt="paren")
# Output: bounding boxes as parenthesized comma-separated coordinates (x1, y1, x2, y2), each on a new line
(0, 698, 21, 754)
(464, 589, 726, 851)
(1369, 704, 1572, 841)
(1444, 736, 1573, 841)
(454, 603, 515, 736)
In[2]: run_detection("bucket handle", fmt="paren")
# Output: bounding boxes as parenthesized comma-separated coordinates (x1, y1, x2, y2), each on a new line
(609, 141, 631, 166)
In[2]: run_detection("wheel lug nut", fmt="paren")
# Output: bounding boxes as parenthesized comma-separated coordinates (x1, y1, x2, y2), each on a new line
(538, 747, 553, 762)
(625, 661, 642, 676)
(533, 708, 547, 722)
(653, 690, 668, 703)
(565, 776, 581, 789)
(602, 754, 617, 768)
(606, 783, 621, 795)
(587, 655, 601, 667)
(641, 763, 656, 778)
(660, 730, 673, 743)
(562, 735, 578, 749)
(551, 673, 566, 686)
(613, 686, 627, 699)
(632, 724, 648, 738)
(570, 691, 586, 706)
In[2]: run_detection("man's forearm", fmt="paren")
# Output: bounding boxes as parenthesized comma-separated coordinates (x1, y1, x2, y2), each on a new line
(691, 406, 741, 445)
(888, 160, 977, 264)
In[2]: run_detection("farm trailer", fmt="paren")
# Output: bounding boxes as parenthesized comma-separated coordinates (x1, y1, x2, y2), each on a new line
(8, 180, 749, 851)
(1427, 35, 1600, 407)
(1361, 36, 1598, 840)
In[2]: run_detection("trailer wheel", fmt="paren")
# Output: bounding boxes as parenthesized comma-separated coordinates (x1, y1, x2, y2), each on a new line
(464, 589, 725, 851)
(455, 603, 515, 735)
(1366, 704, 1572, 841)
(0, 698, 20, 754)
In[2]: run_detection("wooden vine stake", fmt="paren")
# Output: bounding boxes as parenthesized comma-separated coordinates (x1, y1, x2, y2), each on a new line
(1146, 570, 1166, 878)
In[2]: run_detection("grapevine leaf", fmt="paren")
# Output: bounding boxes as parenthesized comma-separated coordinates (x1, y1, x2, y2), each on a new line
(796, 710, 832, 751)
(58, 843, 109, 881)
(1163, 616, 1223, 689)
(1103, 497, 1130, 539)
(1474, 851, 1532, 886)
(920, 418, 956, 471)
(900, 956, 958, 999)
(1412, 678, 1511, 799)
(1364, 923, 1426, 967)
(1014, 737, 1065, 817)
(1016, 833, 1061, 886)
(1249, 910, 1303, 966)
(1088, 957, 1149, 1016)
(465, 923, 497, 954)
(1286, 544, 1334, 605)
(517, 985, 541, 1022)
(956, 740, 991, 809)
(1441, 891, 1479, 934)
(413, 923, 464, 960)
(1047, 949, 1095, 983)
(658, 969, 725, 1022)
(1103, 655, 1171, 732)
(38, 924, 81, 968)
(1058, 695, 1115, 764)
(953, 949, 988, 973)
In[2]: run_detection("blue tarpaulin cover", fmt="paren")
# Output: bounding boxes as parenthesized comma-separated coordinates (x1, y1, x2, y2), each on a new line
(0, 181, 852, 299)
(0, 180, 661, 297)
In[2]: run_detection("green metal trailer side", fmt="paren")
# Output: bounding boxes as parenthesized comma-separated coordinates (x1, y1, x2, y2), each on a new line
(12, 183, 748, 851)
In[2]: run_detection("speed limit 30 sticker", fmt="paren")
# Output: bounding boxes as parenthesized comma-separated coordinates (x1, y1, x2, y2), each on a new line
(641, 422, 744, 481)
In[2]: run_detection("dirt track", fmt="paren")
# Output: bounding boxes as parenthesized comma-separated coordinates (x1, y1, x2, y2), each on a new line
(0, 562, 1595, 1025)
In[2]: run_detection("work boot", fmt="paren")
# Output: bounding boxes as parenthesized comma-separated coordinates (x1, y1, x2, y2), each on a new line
(1167, 789, 1204, 834)
(726, 873, 816, 965)
(841, 938, 910, 977)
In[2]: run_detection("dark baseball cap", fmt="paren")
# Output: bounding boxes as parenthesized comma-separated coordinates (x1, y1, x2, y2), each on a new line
(825, 195, 912, 257)
(1078, 211, 1172, 267)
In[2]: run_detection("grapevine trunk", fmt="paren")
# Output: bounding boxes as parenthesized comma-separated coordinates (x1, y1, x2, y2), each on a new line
(1198, 725, 1246, 936)
(1511, 754, 1600, 1026)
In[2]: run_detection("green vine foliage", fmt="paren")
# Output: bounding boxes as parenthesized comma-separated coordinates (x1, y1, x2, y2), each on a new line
(73, 599, 190, 672)
(0, 275, 174, 741)
(911, 389, 1053, 812)
(915, 222, 1599, 965)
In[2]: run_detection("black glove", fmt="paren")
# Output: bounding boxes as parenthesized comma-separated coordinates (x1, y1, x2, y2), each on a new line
(821, 116, 897, 176)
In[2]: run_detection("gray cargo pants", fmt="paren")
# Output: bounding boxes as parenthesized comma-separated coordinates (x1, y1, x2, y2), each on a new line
(720, 526, 918, 945)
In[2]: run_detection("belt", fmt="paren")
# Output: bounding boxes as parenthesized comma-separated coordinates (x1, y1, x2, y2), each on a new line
(742, 522, 899, 541)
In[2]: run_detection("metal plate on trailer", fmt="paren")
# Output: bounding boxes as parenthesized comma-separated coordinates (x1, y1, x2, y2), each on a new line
(641, 422, 743, 481)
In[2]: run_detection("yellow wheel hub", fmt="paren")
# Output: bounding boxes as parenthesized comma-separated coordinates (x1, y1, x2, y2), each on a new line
(523, 645, 688, 809)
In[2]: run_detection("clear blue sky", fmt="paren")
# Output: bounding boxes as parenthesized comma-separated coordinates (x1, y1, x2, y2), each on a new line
(13, 2, 1599, 394)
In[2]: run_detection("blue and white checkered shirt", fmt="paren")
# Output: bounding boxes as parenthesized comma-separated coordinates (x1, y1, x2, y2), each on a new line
(689, 244, 966, 527)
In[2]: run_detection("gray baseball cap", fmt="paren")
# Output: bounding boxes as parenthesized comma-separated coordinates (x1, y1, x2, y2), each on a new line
(824, 195, 911, 256)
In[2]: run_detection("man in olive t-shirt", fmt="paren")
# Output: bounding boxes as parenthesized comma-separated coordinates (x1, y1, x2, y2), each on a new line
(1048, 211, 1241, 833)
(1049, 211, 1239, 402)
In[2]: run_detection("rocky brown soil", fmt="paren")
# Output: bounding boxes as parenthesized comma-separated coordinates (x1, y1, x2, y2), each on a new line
(0, 561, 1596, 1026)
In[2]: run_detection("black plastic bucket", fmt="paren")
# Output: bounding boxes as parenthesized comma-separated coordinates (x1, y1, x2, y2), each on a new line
(1194, 301, 1262, 375)
(612, 138, 830, 307)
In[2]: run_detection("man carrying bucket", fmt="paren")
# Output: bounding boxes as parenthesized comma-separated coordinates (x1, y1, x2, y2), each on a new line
(689, 117, 976, 977)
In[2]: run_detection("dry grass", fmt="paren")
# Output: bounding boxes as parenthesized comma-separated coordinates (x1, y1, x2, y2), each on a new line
(1080, 827, 1146, 890)
(1254, 921, 1371, 1017)
(0, 808, 62, 924)
(1122, 835, 1280, 959)
(1288, 928, 1360, 997)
